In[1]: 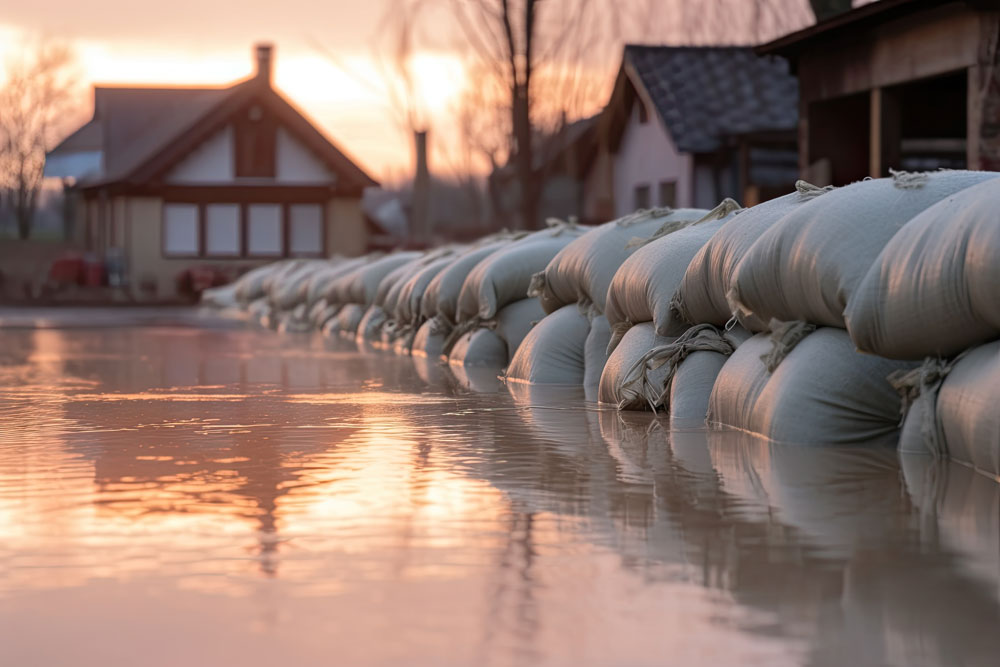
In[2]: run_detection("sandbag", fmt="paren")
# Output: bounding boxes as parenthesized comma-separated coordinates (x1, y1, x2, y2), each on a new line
(492, 297, 546, 357)
(597, 323, 675, 409)
(411, 318, 447, 359)
(200, 283, 239, 309)
(605, 200, 741, 345)
(675, 182, 830, 331)
(234, 263, 284, 304)
(730, 170, 1000, 329)
(456, 227, 585, 322)
(534, 208, 707, 315)
(708, 327, 917, 445)
(421, 239, 513, 324)
(583, 315, 611, 390)
(331, 303, 366, 338)
(505, 304, 591, 385)
(332, 251, 422, 307)
(616, 324, 750, 424)
(270, 260, 328, 311)
(448, 327, 508, 367)
(446, 297, 544, 367)
(894, 341, 1000, 479)
(846, 178, 1000, 359)
(305, 257, 360, 307)
(395, 255, 455, 325)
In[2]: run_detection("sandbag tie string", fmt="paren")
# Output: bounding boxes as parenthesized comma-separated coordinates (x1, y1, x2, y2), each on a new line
(887, 350, 969, 459)
(617, 324, 736, 413)
(760, 319, 816, 372)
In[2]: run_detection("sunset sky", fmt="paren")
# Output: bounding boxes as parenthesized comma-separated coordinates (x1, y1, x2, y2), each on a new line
(1, 0, 820, 182)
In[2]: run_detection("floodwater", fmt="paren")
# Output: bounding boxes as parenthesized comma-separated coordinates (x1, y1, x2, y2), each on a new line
(0, 314, 997, 667)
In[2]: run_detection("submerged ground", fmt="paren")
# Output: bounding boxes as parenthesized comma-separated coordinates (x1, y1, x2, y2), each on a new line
(0, 308, 997, 667)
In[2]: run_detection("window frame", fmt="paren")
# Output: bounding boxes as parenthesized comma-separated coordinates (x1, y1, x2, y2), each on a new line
(160, 200, 326, 260)
(633, 184, 651, 211)
(658, 180, 677, 208)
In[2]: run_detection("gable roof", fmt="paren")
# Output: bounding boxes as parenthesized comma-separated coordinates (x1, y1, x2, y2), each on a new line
(48, 56, 378, 193)
(613, 45, 798, 153)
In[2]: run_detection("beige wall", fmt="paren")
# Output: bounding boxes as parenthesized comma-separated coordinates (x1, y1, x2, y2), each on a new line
(125, 195, 367, 301)
(326, 197, 367, 258)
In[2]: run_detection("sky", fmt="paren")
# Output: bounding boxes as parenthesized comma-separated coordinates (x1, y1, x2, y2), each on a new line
(1, 0, 823, 183)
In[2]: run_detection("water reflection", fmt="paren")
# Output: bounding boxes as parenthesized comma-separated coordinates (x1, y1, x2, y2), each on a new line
(0, 326, 996, 666)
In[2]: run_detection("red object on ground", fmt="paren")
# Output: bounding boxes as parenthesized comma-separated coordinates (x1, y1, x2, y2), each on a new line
(49, 255, 85, 285)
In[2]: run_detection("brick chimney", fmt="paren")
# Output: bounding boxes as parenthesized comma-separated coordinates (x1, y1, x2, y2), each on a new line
(255, 43, 273, 85)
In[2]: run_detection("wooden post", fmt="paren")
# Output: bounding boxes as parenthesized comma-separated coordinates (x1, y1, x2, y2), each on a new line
(968, 64, 983, 170)
(869, 87, 901, 178)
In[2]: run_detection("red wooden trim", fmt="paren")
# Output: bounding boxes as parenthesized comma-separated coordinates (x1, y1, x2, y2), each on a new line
(239, 203, 248, 257)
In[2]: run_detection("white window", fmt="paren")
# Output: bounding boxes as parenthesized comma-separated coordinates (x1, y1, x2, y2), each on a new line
(247, 203, 283, 255)
(163, 203, 199, 256)
(289, 204, 323, 255)
(205, 204, 241, 256)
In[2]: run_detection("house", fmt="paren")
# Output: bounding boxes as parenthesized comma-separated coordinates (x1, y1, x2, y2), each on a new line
(584, 45, 800, 218)
(45, 44, 377, 299)
(757, 0, 1000, 184)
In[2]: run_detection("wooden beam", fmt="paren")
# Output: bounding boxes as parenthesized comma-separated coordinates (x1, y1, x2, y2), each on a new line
(869, 87, 901, 178)
(967, 64, 983, 170)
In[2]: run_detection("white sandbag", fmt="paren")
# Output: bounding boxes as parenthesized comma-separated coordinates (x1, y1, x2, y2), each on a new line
(234, 263, 284, 304)
(354, 304, 388, 342)
(329, 302, 365, 338)
(411, 318, 447, 359)
(893, 341, 1000, 479)
(583, 315, 611, 389)
(616, 324, 750, 424)
(534, 208, 707, 315)
(730, 170, 1000, 329)
(333, 251, 423, 307)
(421, 239, 513, 324)
(598, 323, 675, 409)
(456, 227, 585, 322)
(270, 260, 329, 311)
(448, 327, 508, 367)
(505, 304, 591, 385)
(308, 256, 368, 307)
(277, 304, 312, 333)
(675, 182, 830, 331)
(605, 200, 742, 345)
(846, 178, 1000, 359)
(708, 327, 917, 445)
(200, 282, 239, 309)
(395, 255, 455, 325)
(247, 297, 273, 328)
(492, 297, 546, 360)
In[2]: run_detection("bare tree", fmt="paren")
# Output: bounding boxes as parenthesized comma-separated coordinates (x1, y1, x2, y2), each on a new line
(0, 41, 78, 240)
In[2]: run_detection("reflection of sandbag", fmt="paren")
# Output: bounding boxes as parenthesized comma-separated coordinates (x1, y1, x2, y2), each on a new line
(708, 328, 916, 445)
(598, 323, 675, 409)
(731, 171, 999, 329)
(506, 304, 591, 385)
(676, 184, 829, 332)
(456, 228, 585, 321)
(597, 410, 668, 485)
(536, 208, 707, 315)
(448, 357, 505, 392)
(605, 201, 741, 343)
(847, 178, 1000, 359)
(895, 341, 1000, 479)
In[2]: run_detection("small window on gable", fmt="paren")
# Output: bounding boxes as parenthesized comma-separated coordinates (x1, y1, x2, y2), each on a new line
(235, 104, 277, 178)
(638, 101, 649, 124)
(634, 184, 651, 211)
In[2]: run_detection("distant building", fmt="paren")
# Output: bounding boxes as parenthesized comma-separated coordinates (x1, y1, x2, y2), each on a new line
(585, 45, 800, 218)
(45, 44, 377, 300)
(758, 0, 1000, 184)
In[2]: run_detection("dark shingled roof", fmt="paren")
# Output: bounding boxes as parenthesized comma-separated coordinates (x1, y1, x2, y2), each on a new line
(624, 45, 798, 153)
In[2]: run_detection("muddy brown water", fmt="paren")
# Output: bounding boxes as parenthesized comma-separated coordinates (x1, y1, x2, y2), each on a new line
(0, 312, 997, 666)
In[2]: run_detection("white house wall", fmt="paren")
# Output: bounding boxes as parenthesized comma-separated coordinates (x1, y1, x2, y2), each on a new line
(167, 125, 234, 182)
(276, 127, 333, 183)
(612, 101, 692, 217)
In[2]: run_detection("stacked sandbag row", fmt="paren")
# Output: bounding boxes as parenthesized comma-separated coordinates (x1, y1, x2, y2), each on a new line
(506, 207, 711, 397)
(441, 223, 587, 368)
(605, 182, 836, 425)
(699, 171, 1000, 450)
(596, 200, 746, 420)
(842, 177, 1000, 478)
